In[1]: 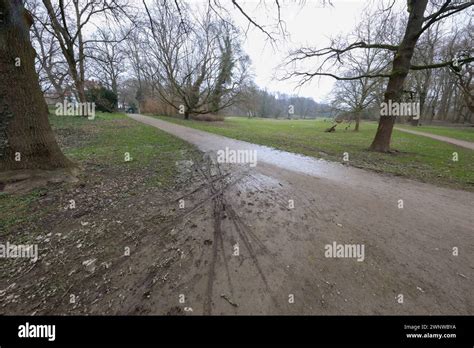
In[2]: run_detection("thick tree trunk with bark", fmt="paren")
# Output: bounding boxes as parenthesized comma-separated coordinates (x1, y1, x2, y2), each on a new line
(0, 0, 73, 173)
(369, 0, 428, 152)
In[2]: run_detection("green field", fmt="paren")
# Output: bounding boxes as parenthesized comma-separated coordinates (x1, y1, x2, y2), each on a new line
(396, 124, 474, 142)
(155, 116, 474, 190)
(50, 112, 195, 169)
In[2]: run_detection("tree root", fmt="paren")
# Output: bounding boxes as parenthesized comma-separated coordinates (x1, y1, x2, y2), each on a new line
(0, 167, 79, 194)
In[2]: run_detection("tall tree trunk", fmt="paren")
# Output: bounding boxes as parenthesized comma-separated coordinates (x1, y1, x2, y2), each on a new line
(42, 0, 86, 104)
(430, 82, 441, 123)
(369, 0, 428, 152)
(354, 109, 361, 131)
(0, 0, 73, 173)
(437, 76, 452, 120)
(111, 76, 118, 96)
(416, 71, 431, 125)
(75, 77, 87, 104)
(75, 0, 86, 104)
(443, 82, 454, 121)
(354, 118, 360, 131)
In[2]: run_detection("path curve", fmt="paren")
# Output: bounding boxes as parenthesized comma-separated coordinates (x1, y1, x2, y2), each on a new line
(126, 114, 473, 315)
(395, 127, 474, 150)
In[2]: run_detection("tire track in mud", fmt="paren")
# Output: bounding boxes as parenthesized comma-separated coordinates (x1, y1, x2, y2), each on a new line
(114, 154, 289, 314)
(195, 155, 281, 314)
(194, 156, 234, 314)
(123, 114, 474, 315)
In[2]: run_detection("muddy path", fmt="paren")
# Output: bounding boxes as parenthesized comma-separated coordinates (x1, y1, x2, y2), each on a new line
(1, 115, 472, 316)
(118, 114, 473, 315)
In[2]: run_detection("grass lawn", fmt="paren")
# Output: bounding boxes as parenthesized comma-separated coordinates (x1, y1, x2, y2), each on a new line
(396, 124, 474, 142)
(0, 112, 197, 231)
(49, 112, 197, 180)
(155, 115, 474, 190)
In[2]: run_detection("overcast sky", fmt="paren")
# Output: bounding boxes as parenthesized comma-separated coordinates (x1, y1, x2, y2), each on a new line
(226, 0, 372, 103)
(91, 0, 467, 104)
(109, 0, 390, 103)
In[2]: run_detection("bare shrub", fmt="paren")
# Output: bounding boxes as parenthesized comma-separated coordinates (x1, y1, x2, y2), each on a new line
(191, 114, 225, 122)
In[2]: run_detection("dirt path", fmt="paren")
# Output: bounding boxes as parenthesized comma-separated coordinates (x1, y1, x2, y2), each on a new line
(395, 127, 474, 150)
(3, 115, 471, 316)
(123, 114, 473, 315)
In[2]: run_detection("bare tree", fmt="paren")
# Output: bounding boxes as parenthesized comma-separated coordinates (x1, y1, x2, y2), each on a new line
(282, 0, 473, 152)
(408, 22, 441, 124)
(41, 0, 130, 103)
(450, 21, 473, 118)
(404, 17, 473, 124)
(28, 0, 69, 100)
(87, 28, 127, 96)
(329, 9, 393, 131)
(140, 0, 251, 119)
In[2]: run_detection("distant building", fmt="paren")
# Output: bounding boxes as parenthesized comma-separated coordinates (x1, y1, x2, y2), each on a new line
(43, 79, 103, 107)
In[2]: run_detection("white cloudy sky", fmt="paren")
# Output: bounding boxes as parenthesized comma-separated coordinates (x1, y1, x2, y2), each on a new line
(226, 0, 374, 103)
(229, 0, 469, 103)
(105, 0, 397, 103)
(90, 0, 468, 103)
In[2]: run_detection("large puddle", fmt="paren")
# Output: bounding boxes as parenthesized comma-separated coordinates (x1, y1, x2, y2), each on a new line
(127, 114, 474, 201)
(129, 114, 358, 181)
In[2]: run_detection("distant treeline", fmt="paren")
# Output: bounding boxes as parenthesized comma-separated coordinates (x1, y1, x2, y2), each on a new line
(224, 86, 333, 119)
